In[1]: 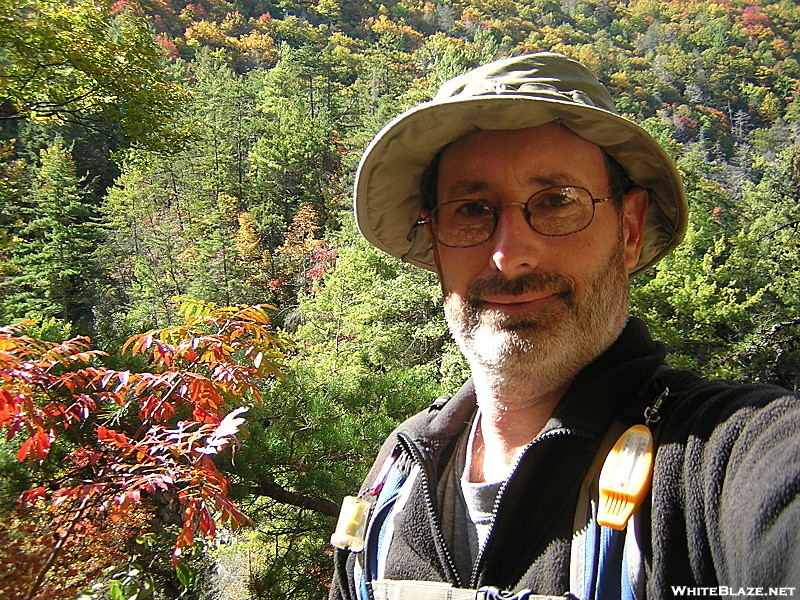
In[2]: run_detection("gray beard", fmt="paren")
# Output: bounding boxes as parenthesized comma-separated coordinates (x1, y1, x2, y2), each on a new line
(444, 244, 629, 399)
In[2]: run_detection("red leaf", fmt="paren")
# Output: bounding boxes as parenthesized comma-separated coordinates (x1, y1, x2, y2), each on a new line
(19, 486, 46, 506)
(199, 507, 216, 539)
(98, 426, 128, 445)
(0, 388, 15, 409)
(17, 429, 53, 463)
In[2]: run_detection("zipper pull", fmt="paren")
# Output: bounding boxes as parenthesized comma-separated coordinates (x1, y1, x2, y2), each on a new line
(644, 387, 669, 426)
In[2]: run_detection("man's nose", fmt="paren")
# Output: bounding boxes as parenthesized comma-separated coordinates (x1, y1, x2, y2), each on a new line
(490, 203, 545, 273)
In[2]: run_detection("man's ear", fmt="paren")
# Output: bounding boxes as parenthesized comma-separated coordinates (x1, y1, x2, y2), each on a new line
(622, 187, 649, 271)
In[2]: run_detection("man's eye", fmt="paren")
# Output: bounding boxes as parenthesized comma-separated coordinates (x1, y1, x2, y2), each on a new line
(455, 201, 492, 218)
(539, 192, 575, 209)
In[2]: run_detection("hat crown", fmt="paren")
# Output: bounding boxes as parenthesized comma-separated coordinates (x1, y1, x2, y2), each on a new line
(435, 53, 618, 114)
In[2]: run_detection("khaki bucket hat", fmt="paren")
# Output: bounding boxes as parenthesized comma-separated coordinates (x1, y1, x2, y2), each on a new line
(354, 52, 688, 277)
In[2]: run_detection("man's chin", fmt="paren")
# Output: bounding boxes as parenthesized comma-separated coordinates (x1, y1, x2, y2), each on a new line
(477, 308, 564, 336)
(503, 320, 542, 333)
(468, 325, 540, 361)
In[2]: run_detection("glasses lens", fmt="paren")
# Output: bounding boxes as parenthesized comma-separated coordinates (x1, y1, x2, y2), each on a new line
(527, 187, 594, 236)
(432, 200, 496, 247)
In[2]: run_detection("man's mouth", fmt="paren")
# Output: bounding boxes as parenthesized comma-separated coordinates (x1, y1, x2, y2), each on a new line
(479, 293, 559, 313)
(463, 271, 576, 318)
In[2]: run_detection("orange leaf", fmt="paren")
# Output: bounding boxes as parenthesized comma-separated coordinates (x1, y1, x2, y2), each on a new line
(17, 436, 35, 463)
(17, 429, 53, 464)
(199, 507, 216, 539)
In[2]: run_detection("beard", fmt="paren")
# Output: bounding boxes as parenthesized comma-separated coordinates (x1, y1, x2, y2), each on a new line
(443, 235, 630, 399)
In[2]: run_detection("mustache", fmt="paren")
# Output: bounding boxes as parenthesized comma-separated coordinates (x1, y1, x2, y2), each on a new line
(466, 271, 575, 305)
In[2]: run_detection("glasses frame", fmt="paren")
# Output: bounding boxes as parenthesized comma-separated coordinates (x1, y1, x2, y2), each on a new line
(415, 186, 614, 248)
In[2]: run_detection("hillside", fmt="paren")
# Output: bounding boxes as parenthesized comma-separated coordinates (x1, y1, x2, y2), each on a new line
(1, 0, 799, 597)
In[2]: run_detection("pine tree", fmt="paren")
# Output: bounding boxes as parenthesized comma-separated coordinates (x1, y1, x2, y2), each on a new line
(0, 139, 101, 328)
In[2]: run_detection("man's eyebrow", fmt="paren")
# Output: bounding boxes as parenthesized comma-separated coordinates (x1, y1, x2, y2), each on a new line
(441, 181, 489, 197)
(443, 173, 584, 198)
(527, 173, 580, 187)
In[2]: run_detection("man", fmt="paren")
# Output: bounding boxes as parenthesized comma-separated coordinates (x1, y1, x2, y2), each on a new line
(329, 53, 800, 600)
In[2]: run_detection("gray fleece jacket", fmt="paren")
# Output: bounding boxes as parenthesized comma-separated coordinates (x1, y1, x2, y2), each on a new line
(329, 318, 800, 599)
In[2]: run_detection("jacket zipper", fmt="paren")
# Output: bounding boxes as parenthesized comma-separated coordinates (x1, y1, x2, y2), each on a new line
(397, 431, 463, 587)
(468, 427, 585, 588)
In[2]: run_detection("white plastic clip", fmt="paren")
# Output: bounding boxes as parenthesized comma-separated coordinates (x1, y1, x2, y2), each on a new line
(330, 496, 370, 552)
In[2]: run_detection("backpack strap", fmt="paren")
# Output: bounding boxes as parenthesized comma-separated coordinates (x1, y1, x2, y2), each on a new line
(571, 367, 688, 600)
(355, 451, 418, 600)
(570, 418, 633, 599)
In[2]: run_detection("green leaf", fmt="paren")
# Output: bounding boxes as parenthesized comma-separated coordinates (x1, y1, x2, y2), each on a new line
(175, 558, 196, 589)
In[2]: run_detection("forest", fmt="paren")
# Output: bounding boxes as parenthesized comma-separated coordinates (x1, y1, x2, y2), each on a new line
(1, 0, 799, 597)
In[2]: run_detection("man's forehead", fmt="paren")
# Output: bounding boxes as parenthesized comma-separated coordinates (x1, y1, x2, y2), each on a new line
(436, 124, 608, 195)
(438, 174, 581, 198)
(438, 123, 605, 168)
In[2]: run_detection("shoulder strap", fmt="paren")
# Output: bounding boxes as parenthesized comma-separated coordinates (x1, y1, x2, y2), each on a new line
(357, 455, 419, 600)
(571, 374, 681, 600)
(570, 418, 632, 600)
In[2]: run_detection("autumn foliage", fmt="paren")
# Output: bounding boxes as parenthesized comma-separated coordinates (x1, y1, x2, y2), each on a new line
(0, 300, 287, 599)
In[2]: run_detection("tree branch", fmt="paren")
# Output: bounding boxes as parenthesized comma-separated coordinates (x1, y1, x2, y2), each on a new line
(251, 478, 340, 517)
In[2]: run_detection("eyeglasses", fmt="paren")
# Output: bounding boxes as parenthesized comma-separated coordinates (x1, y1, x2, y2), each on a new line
(417, 186, 613, 248)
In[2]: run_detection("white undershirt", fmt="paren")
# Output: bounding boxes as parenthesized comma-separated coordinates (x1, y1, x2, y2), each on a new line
(460, 411, 505, 553)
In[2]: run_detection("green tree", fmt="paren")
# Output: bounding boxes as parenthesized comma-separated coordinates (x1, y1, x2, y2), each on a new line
(631, 141, 800, 390)
(249, 49, 344, 235)
(99, 51, 270, 331)
(295, 217, 468, 387)
(227, 363, 442, 598)
(0, 0, 187, 150)
(0, 139, 102, 328)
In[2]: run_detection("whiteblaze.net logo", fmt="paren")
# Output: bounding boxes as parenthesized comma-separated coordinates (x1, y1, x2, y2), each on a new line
(671, 587, 796, 597)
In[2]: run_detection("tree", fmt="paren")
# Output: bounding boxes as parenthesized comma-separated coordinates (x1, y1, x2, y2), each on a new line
(98, 50, 270, 330)
(0, 140, 27, 281)
(266, 203, 338, 311)
(0, 0, 187, 151)
(227, 362, 442, 598)
(294, 217, 465, 385)
(0, 139, 102, 329)
(631, 140, 800, 390)
(0, 300, 287, 599)
(249, 49, 344, 234)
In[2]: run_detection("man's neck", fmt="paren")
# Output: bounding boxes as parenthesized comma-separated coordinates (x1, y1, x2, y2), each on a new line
(468, 376, 566, 483)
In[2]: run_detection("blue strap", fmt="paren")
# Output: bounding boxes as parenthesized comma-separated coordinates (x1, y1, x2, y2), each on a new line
(582, 512, 600, 598)
(595, 526, 624, 600)
(358, 466, 408, 600)
(621, 537, 636, 600)
(582, 515, 636, 600)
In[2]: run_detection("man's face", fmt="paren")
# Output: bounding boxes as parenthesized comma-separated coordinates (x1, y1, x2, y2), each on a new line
(430, 123, 648, 397)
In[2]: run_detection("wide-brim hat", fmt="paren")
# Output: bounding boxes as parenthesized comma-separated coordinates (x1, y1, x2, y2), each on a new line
(354, 52, 688, 277)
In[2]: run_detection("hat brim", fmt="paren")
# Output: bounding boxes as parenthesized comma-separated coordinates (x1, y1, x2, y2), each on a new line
(354, 94, 687, 277)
